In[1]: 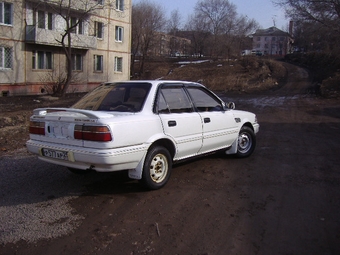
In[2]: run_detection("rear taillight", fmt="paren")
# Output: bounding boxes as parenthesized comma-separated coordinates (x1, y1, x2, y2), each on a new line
(29, 121, 45, 135)
(74, 125, 112, 142)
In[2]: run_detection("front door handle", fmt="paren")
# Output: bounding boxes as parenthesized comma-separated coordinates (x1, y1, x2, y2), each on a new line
(204, 118, 211, 123)
(168, 120, 177, 127)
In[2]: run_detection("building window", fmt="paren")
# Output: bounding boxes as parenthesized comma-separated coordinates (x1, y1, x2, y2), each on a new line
(47, 12, 53, 30)
(97, 0, 104, 5)
(32, 51, 52, 70)
(0, 46, 12, 69)
(94, 55, 103, 72)
(272, 37, 276, 41)
(0, 2, 12, 25)
(95, 21, 103, 38)
(116, 0, 124, 11)
(115, 26, 123, 42)
(71, 54, 83, 71)
(37, 10, 53, 30)
(38, 10, 45, 28)
(71, 17, 83, 34)
(114, 57, 122, 72)
(257, 37, 261, 41)
(78, 19, 84, 34)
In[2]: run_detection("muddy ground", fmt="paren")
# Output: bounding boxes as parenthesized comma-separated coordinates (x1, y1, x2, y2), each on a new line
(1, 62, 340, 254)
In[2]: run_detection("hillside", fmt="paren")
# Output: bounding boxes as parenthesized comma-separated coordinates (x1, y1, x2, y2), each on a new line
(132, 57, 288, 93)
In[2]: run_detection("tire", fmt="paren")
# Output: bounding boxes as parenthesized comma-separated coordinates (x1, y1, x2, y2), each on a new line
(236, 126, 256, 158)
(141, 146, 172, 190)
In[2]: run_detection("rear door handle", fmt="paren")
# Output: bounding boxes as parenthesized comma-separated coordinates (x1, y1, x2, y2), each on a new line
(168, 120, 177, 127)
(204, 118, 211, 123)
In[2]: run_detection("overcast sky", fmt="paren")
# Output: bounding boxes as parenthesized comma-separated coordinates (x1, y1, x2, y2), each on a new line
(133, 0, 288, 31)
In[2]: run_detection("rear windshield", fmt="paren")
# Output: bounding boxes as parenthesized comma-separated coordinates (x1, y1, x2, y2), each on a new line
(72, 82, 152, 112)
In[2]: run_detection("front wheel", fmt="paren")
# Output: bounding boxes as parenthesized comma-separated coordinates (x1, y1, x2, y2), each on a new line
(236, 126, 256, 158)
(141, 146, 172, 190)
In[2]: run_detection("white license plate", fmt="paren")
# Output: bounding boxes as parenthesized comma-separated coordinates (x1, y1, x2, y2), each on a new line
(42, 148, 69, 161)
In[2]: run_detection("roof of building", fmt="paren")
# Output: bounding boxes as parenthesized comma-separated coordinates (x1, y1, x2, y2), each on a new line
(253, 26, 291, 37)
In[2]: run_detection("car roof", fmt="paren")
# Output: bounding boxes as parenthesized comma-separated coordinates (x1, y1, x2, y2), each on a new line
(103, 80, 205, 87)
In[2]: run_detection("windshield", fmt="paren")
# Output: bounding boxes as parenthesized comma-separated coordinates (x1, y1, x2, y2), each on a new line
(72, 82, 152, 112)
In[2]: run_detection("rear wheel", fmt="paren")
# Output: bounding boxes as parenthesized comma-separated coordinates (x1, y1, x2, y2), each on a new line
(141, 146, 172, 190)
(236, 126, 256, 158)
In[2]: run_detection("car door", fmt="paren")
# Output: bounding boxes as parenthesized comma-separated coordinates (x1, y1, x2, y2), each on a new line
(156, 84, 203, 160)
(186, 86, 239, 154)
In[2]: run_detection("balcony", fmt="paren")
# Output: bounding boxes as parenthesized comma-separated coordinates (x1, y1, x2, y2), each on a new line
(26, 25, 97, 49)
(26, 0, 101, 14)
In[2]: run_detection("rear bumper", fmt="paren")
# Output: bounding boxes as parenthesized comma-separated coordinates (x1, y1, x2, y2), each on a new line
(26, 139, 147, 172)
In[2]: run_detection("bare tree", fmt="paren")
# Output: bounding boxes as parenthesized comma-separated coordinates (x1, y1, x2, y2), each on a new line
(167, 9, 182, 36)
(194, 0, 237, 56)
(225, 15, 259, 56)
(274, 0, 340, 31)
(274, 0, 340, 54)
(131, 0, 166, 76)
(184, 13, 211, 57)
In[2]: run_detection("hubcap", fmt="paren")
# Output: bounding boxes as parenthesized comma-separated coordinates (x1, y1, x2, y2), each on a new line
(238, 132, 252, 153)
(150, 153, 168, 183)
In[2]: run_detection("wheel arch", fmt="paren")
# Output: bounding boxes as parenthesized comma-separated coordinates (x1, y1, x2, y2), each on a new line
(225, 122, 255, 155)
(242, 121, 254, 131)
(128, 138, 176, 180)
(148, 138, 176, 159)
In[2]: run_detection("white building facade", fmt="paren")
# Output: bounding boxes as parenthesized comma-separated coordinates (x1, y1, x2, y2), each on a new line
(0, 0, 131, 96)
(252, 27, 293, 56)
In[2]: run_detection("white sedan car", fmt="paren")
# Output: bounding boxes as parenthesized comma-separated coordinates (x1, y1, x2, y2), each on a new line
(27, 81, 259, 189)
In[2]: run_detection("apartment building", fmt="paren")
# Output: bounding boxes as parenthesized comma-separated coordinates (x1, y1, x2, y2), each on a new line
(152, 32, 191, 57)
(252, 26, 293, 56)
(0, 0, 131, 96)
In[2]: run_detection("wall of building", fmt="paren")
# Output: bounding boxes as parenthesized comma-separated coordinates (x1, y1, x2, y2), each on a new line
(0, 0, 131, 96)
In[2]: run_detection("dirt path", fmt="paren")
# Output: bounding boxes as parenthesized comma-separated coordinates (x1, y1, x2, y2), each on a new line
(1, 63, 340, 255)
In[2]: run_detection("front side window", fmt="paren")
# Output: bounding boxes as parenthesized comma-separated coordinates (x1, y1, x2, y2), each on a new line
(115, 26, 123, 42)
(0, 2, 12, 25)
(187, 87, 223, 112)
(71, 54, 82, 71)
(94, 55, 103, 72)
(0, 46, 12, 69)
(116, 0, 124, 11)
(114, 57, 122, 72)
(32, 51, 52, 70)
(95, 21, 103, 38)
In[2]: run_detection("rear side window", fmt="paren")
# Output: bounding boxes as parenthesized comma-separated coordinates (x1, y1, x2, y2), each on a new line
(156, 87, 193, 114)
(72, 83, 151, 112)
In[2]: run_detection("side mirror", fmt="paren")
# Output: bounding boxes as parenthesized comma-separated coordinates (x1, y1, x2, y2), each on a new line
(227, 102, 235, 110)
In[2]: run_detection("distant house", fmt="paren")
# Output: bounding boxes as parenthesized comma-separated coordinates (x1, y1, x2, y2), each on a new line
(0, 0, 132, 96)
(252, 26, 293, 56)
(151, 32, 191, 57)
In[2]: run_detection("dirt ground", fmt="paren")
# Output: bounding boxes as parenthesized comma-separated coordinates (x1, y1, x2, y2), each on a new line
(1, 61, 340, 254)
(0, 93, 85, 156)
